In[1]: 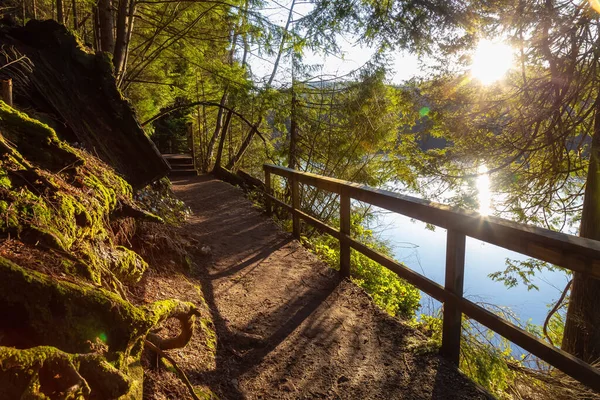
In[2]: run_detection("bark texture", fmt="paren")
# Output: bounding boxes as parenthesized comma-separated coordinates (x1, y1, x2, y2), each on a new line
(562, 103, 600, 363)
(97, 0, 114, 53)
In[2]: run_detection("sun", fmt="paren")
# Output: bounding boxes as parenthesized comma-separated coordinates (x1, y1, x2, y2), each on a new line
(470, 39, 514, 85)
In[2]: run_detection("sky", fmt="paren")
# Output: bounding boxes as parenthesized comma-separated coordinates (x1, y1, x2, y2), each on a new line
(245, 0, 524, 89)
(245, 0, 424, 86)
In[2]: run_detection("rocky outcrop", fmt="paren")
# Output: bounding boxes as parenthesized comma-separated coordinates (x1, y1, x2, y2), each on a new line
(0, 19, 169, 188)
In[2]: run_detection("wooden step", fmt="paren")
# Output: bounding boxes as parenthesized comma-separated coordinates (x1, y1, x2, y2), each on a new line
(168, 163, 195, 169)
(163, 154, 193, 164)
(169, 169, 197, 177)
(166, 158, 193, 165)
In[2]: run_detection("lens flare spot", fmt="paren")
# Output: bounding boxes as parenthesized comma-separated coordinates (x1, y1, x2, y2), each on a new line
(98, 332, 108, 343)
(419, 107, 430, 117)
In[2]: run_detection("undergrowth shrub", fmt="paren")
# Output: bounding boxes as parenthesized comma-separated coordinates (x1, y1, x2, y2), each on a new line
(135, 177, 190, 224)
(303, 214, 421, 319)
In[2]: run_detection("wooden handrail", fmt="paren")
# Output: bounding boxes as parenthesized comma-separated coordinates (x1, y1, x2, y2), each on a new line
(263, 163, 600, 393)
(264, 164, 600, 278)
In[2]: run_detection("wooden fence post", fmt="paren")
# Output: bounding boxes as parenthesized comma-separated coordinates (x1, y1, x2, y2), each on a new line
(339, 187, 351, 279)
(441, 229, 466, 365)
(1, 79, 13, 107)
(264, 168, 272, 216)
(291, 174, 300, 239)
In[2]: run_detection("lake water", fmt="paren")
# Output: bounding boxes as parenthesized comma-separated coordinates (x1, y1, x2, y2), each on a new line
(367, 170, 571, 328)
(371, 210, 569, 326)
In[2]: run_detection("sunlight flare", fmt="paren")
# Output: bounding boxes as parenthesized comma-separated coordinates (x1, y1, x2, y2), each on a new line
(476, 165, 492, 216)
(470, 40, 514, 85)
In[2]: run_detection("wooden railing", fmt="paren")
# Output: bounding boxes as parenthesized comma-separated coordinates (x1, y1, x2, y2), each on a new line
(263, 164, 600, 392)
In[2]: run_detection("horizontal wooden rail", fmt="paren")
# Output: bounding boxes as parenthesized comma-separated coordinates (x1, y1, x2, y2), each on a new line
(265, 164, 600, 279)
(263, 164, 600, 393)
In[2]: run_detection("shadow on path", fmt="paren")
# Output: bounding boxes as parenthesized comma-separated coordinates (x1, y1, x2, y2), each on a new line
(171, 175, 493, 400)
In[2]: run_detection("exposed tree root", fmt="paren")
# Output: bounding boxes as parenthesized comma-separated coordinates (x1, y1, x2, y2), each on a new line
(146, 301, 201, 351)
(0, 346, 132, 399)
(112, 200, 164, 224)
(144, 340, 201, 400)
(0, 256, 202, 399)
(0, 98, 207, 399)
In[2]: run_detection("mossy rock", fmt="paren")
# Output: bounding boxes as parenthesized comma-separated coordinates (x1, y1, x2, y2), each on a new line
(0, 102, 203, 399)
(0, 100, 83, 172)
(0, 20, 170, 187)
(0, 102, 143, 285)
(0, 256, 199, 399)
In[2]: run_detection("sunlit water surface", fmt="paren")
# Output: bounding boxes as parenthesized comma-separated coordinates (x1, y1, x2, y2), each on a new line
(369, 168, 570, 328)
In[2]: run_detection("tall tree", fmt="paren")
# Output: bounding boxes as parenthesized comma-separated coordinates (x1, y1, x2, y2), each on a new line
(56, 0, 63, 24)
(97, 0, 114, 52)
(400, 0, 600, 363)
(225, 0, 298, 170)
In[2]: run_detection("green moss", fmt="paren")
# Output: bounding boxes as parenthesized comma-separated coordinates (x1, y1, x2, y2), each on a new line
(0, 345, 74, 371)
(200, 318, 217, 352)
(111, 246, 148, 284)
(0, 103, 212, 399)
(22, 226, 68, 252)
(74, 242, 103, 284)
(0, 345, 80, 399)
(52, 192, 105, 245)
(0, 108, 139, 286)
(0, 256, 148, 355)
(0, 101, 57, 141)
(194, 387, 219, 400)
(0, 345, 138, 399)
(0, 169, 10, 189)
(0, 200, 18, 230)
(0, 101, 83, 172)
(83, 174, 118, 210)
(143, 299, 183, 326)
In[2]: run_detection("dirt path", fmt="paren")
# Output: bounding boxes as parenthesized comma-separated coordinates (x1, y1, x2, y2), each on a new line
(168, 175, 492, 400)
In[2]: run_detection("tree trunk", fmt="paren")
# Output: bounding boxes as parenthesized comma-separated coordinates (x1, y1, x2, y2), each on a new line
(203, 92, 228, 172)
(561, 98, 600, 363)
(213, 110, 234, 172)
(117, 0, 136, 85)
(97, 0, 115, 53)
(288, 81, 298, 170)
(31, 0, 37, 19)
(195, 75, 207, 168)
(56, 0, 64, 24)
(226, 0, 295, 171)
(113, 0, 129, 79)
(225, 117, 261, 170)
(93, 5, 101, 51)
(72, 0, 77, 29)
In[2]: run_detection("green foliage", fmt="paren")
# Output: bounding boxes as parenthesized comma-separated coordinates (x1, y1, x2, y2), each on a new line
(299, 0, 470, 54)
(135, 178, 191, 224)
(489, 258, 569, 291)
(546, 310, 565, 348)
(460, 332, 517, 398)
(387, 0, 600, 367)
(304, 214, 420, 319)
(283, 68, 405, 186)
(417, 310, 520, 398)
(152, 97, 194, 154)
(416, 313, 443, 344)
